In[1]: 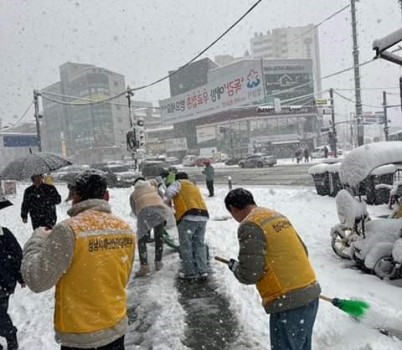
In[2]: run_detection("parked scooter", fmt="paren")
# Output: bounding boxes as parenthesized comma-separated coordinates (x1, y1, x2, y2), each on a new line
(331, 185, 402, 279)
(330, 142, 402, 279)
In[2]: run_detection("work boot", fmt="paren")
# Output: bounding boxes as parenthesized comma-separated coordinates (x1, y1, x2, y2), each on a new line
(155, 261, 164, 271)
(135, 264, 150, 277)
(6, 332, 18, 350)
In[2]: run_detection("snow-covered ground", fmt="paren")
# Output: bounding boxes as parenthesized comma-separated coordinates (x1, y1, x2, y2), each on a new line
(2, 182, 402, 349)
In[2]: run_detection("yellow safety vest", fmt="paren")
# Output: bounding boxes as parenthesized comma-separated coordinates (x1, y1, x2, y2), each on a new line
(54, 209, 136, 333)
(173, 180, 208, 222)
(245, 207, 317, 306)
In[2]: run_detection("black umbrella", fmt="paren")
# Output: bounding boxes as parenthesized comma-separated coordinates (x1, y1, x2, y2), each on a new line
(1, 152, 72, 180)
(0, 197, 12, 210)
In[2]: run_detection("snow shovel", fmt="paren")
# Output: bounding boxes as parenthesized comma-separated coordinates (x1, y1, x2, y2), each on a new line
(214, 256, 370, 319)
(162, 229, 180, 253)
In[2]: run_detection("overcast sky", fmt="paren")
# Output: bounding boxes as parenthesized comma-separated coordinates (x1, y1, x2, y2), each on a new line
(1, 0, 402, 129)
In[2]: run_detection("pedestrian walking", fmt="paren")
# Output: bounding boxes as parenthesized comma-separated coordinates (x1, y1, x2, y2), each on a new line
(224, 188, 321, 350)
(323, 146, 329, 158)
(202, 160, 215, 197)
(0, 199, 24, 350)
(22, 171, 136, 350)
(164, 172, 209, 280)
(21, 174, 61, 230)
(295, 148, 303, 164)
(304, 147, 310, 163)
(130, 177, 176, 277)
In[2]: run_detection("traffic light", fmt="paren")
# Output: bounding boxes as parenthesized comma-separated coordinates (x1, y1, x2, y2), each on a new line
(136, 118, 145, 148)
(126, 129, 137, 151)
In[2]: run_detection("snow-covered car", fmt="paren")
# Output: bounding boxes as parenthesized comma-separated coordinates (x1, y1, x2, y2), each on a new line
(238, 154, 277, 168)
(51, 164, 90, 181)
(311, 146, 328, 158)
(91, 164, 137, 187)
(182, 155, 197, 166)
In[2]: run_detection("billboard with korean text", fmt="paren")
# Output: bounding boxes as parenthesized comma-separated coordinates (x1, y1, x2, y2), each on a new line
(159, 60, 264, 124)
(263, 59, 314, 106)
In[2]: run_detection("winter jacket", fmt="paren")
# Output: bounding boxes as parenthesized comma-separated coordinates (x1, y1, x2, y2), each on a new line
(21, 183, 61, 229)
(234, 207, 321, 314)
(170, 180, 209, 223)
(22, 199, 136, 349)
(129, 179, 175, 239)
(130, 180, 165, 216)
(202, 164, 214, 181)
(0, 227, 23, 296)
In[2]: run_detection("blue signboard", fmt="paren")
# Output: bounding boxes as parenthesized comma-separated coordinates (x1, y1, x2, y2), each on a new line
(3, 135, 38, 147)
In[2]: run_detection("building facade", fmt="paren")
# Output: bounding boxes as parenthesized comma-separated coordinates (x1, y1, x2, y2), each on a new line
(41, 62, 131, 164)
(250, 25, 322, 94)
(0, 122, 39, 172)
(159, 58, 321, 159)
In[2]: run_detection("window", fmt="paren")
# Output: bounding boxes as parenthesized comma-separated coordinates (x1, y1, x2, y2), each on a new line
(114, 81, 118, 87)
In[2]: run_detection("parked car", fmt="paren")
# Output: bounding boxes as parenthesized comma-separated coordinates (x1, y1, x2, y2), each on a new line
(182, 155, 197, 166)
(91, 164, 137, 187)
(51, 164, 91, 182)
(311, 146, 329, 159)
(238, 154, 277, 168)
(225, 157, 242, 166)
(194, 156, 213, 167)
(140, 161, 167, 178)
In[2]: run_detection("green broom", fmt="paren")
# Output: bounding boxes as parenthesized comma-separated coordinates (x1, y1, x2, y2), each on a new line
(214, 256, 370, 319)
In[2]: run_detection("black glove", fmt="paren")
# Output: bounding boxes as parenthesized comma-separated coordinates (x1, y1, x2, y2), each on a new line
(228, 258, 239, 272)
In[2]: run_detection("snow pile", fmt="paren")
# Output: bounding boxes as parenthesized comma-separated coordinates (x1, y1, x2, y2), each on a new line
(339, 142, 402, 188)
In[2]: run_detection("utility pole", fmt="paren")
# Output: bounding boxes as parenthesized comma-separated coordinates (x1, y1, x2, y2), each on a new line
(126, 85, 134, 127)
(329, 88, 337, 157)
(383, 91, 389, 141)
(351, 0, 364, 146)
(33, 90, 42, 152)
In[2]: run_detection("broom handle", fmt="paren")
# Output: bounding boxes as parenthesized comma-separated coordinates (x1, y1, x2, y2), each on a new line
(215, 256, 230, 264)
(319, 295, 333, 303)
(216, 256, 335, 304)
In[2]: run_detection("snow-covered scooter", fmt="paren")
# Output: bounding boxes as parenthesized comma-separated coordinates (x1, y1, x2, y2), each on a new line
(330, 142, 402, 279)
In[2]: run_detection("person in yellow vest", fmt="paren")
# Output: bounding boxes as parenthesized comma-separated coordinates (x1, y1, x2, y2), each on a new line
(21, 170, 136, 350)
(164, 172, 209, 280)
(224, 188, 321, 350)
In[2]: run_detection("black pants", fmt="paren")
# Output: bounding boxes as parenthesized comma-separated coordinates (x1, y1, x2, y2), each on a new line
(0, 295, 16, 339)
(61, 336, 125, 350)
(138, 223, 164, 266)
(206, 180, 214, 196)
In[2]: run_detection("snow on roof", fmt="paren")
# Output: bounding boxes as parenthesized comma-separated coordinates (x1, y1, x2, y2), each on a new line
(370, 164, 398, 176)
(339, 142, 402, 188)
(308, 162, 341, 175)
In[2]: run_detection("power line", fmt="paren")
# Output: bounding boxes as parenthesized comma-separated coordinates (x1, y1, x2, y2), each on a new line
(41, 91, 160, 109)
(287, 3, 351, 47)
(128, 0, 262, 93)
(0, 100, 34, 131)
(334, 90, 401, 109)
(41, 0, 262, 107)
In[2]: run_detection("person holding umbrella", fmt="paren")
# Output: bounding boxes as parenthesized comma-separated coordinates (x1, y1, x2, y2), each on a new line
(0, 197, 24, 350)
(21, 174, 62, 230)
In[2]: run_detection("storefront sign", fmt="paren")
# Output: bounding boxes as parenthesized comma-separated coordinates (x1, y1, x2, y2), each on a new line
(159, 61, 264, 123)
(165, 137, 188, 152)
